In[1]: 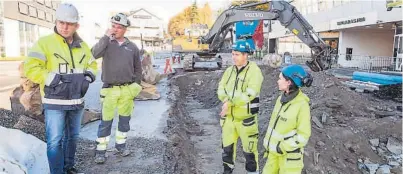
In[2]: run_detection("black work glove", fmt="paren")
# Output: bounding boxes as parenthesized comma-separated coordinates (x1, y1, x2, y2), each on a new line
(84, 71, 96, 83)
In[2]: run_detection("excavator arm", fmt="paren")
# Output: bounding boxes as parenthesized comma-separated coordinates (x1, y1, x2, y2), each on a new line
(201, 0, 334, 72)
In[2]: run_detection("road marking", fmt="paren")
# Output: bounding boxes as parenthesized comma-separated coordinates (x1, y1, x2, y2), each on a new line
(0, 84, 20, 92)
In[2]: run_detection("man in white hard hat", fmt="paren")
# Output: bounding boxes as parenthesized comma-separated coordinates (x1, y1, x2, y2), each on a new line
(91, 13, 142, 164)
(23, 3, 97, 174)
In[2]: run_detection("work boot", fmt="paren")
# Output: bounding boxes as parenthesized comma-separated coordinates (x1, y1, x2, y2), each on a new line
(115, 143, 131, 157)
(66, 167, 84, 174)
(116, 147, 131, 157)
(94, 151, 106, 164)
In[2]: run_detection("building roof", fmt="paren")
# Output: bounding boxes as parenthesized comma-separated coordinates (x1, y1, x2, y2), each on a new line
(128, 8, 162, 20)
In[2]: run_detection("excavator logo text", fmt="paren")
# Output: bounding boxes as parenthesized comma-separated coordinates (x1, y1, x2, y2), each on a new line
(244, 13, 264, 18)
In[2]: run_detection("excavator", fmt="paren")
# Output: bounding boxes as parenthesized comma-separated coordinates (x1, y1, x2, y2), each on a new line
(183, 0, 337, 72)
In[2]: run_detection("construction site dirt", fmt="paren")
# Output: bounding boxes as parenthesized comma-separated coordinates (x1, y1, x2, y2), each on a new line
(0, 65, 401, 174)
(165, 66, 402, 174)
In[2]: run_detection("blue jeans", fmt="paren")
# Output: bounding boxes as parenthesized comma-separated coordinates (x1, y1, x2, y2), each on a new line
(45, 109, 84, 174)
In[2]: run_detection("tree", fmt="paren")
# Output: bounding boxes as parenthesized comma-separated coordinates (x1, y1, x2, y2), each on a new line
(190, 0, 199, 23)
(199, 3, 213, 27)
(168, 2, 214, 38)
(230, 0, 269, 11)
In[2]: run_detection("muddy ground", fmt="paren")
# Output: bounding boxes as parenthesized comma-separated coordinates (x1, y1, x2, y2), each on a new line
(165, 66, 402, 174)
(0, 65, 401, 174)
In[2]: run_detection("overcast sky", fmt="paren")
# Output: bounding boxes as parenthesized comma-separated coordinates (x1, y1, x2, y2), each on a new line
(63, 0, 230, 29)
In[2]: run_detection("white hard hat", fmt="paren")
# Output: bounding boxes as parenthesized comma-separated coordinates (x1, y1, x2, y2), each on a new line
(55, 3, 79, 23)
(111, 13, 131, 27)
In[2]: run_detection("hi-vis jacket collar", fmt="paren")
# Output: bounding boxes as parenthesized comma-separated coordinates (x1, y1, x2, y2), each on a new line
(53, 26, 83, 48)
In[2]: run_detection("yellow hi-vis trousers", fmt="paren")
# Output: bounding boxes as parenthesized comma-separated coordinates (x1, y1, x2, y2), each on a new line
(262, 148, 304, 174)
(221, 115, 259, 173)
(96, 82, 142, 151)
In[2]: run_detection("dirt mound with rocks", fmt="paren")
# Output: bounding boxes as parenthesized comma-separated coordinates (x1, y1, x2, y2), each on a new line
(165, 65, 402, 173)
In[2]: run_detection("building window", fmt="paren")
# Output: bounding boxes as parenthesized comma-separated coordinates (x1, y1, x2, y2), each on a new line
(51, 1, 58, 10)
(18, 2, 29, 15)
(19, 22, 37, 56)
(38, 10, 45, 20)
(29, 6, 37, 18)
(0, 1, 4, 57)
(45, 13, 52, 22)
(45, 0, 52, 8)
(19, 22, 26, 56)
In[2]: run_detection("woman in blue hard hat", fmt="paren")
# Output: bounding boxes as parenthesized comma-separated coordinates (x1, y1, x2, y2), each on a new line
(262, 64, 313, 174)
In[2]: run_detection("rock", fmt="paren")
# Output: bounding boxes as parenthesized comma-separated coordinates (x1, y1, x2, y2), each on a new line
(345, 158, 355, 164)
(390, 167, 402, 174)
(396, 106, 402, 112)
(316, 141, 326, 147)
(345, 143, 358, 153)
(366, 164, 380, 174)
(388, 160, 399, 167)
(312, 116, 324, 128)
(314, 151, 320, 165)
(386, 137, 402, 155)
(332, 156, 338, 163)
(375, 111, 396, 118)
(355, 88, 365, 93)
(0, 126, 49, 174)
(82, 109, 101, 125)
(363, 159, 379, 174)
(325, 82, 335, 88)
(377, 147, 386, 156)
(195, 79, 202, 86)
(321, 112, 328, 124)
(376, 165, 391, 174)
(325, 99, 342, 108)
(371, 146, 377, 151)
(370, 139, 380, 147)
(386, 107, 394, 112)
(366, 107, 377, 112)
(13, 115, 46, 141)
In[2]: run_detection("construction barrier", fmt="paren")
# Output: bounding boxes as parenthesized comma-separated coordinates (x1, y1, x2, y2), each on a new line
(352, 71, 403, 85)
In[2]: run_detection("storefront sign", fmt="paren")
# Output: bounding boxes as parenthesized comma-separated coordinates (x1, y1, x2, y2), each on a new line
(337, 17, 366, 25)
(330, 12, 377, 30)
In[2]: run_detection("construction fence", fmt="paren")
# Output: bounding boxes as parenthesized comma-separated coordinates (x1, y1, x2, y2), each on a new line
(277, 53, 402, 73)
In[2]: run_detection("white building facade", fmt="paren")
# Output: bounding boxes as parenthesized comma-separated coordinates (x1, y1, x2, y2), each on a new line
(0, 1, 60, 58)
(124, 8, 166, 52)
(268, 0, 402, 71)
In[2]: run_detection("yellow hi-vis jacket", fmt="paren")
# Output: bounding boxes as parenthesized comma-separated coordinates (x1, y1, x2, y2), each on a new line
(263, 90, 311, 156)
(217, 61, 264, 120)
(24, 31, 97, 110)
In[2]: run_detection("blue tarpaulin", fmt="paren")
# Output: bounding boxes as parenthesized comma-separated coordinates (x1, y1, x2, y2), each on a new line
(352, 71, 403, 85)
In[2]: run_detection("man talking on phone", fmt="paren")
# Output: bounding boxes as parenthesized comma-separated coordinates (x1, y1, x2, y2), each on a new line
(91, 13, 142, 164)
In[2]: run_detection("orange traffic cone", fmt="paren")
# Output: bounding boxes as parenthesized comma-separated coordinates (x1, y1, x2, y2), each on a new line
(164, 58, 172, 74)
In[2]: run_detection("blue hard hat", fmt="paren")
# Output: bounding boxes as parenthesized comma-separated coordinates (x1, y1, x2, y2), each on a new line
(281, 64, 313, 87)
(232, 40, 252, 53)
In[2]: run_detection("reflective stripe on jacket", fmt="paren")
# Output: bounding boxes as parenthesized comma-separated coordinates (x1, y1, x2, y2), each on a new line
(217, 61, 264, 120)
(24, 30, 97, 110)
(263, 90, 311, 155)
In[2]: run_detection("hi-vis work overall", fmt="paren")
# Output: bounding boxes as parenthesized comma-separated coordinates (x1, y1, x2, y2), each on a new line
(91, 29, 143, 154)
(24, 32, 97, 110)
(217, 61, 263, 173)
(262, 90, 311, 174)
